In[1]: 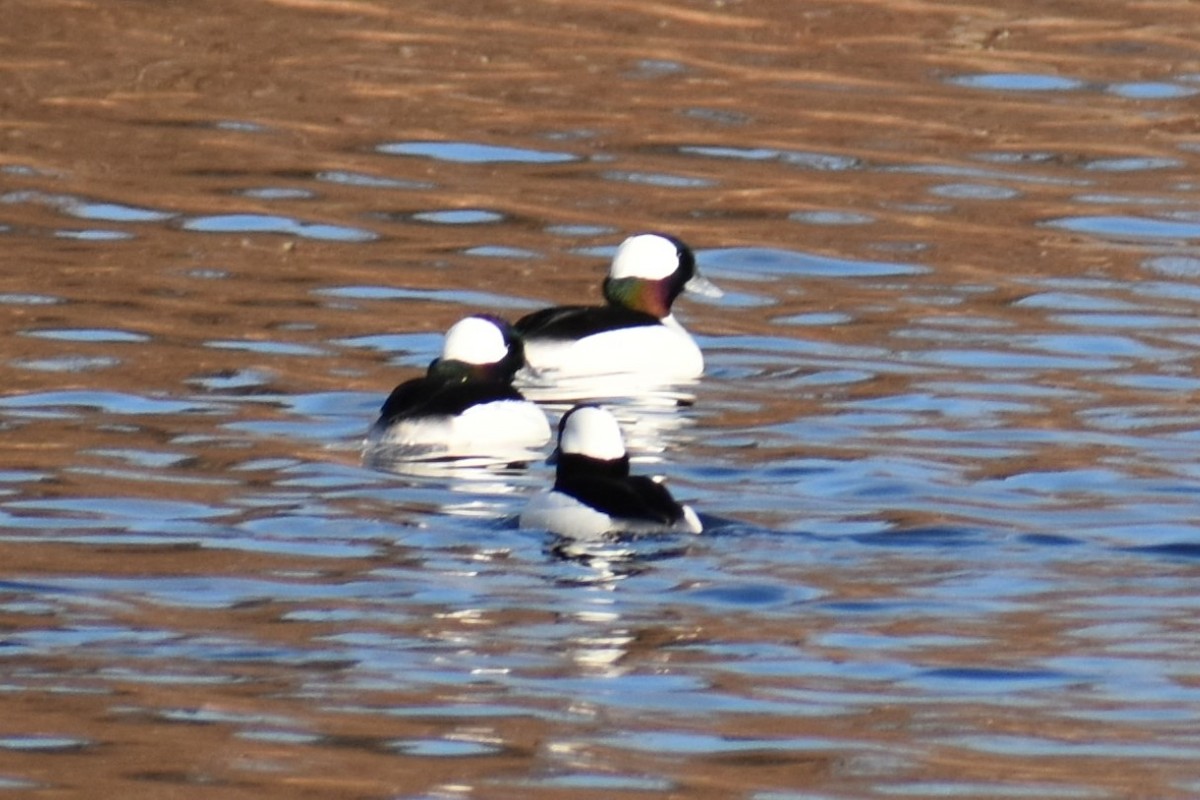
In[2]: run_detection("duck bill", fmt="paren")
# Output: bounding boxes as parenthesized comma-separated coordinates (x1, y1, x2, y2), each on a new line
(684, 273, 723, 299)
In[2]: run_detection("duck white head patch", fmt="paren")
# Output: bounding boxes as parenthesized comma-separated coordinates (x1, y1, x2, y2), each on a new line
(441, 316, 508, 365)
(609, 234, 679, 281)
(559, 405, 627, 461)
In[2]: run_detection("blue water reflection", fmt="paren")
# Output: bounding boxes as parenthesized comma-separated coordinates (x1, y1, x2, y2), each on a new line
(378, 140, 577, 163)
(703, 246, 928, 277)
(182, 213, 377, 241)
(318, 285, 534, 310)
(1045, 215, 1200, 240)
(681, 145, 861, 171)
(412, 209, 504, 224)
(949, 73, 1086, 92)
(1107, 82, 1198, 99)
(0, 190, 173, 222)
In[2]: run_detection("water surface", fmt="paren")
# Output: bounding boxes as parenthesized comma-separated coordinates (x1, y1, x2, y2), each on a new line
(2, 0, 1200, 797)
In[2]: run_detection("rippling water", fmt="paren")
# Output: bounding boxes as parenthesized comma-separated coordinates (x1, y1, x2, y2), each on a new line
(3, 0, 1200, 797)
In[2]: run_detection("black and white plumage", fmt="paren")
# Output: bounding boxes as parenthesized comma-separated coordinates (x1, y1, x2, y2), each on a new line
(366, 315, 551, 456)
(519, 404, 702, 536)
(514, 233, 721, 380)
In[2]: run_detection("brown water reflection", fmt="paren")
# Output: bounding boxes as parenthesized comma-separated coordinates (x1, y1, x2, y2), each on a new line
(3, 0, 1200, 797)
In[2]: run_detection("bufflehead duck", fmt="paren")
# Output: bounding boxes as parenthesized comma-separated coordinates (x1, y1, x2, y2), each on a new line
(514, 233, 721, 380)
(365, 315, 551, 456)
(520, 404, 702, 536)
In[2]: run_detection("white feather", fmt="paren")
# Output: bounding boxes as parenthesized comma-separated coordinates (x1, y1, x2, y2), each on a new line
(441, 316, 508, 364)
(368, 399, 550, 454)
(522, 316, 703, 380)
(608, 234, 679, 280)
(559, 405, 626, 460)
(519, 489, 703, 536)
(519, 490, 616, 537)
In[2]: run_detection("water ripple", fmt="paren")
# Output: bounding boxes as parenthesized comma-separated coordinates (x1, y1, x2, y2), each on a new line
(378, 140, 577, 164)
(0, 190, 174, 222)
(949, 73, 1086, 92)
(182, 213, 377, 242)
(703, 247, 927, 277)
(1045, 215, 1200, 241)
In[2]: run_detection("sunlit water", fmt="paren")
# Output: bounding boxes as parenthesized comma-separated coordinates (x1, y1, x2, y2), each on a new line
(2, 0, 1200, 797)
